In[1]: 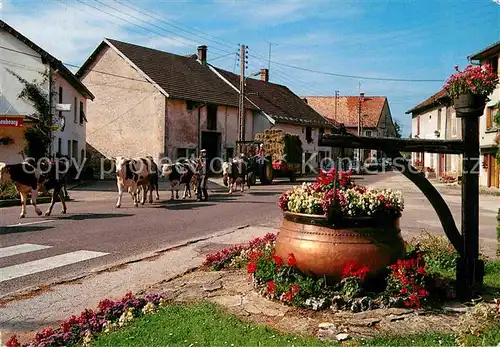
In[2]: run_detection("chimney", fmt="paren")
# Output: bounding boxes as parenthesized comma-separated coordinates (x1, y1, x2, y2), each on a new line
(360, 92, 365, 100)
(197, 45, 207, 64)
(260, 68, 269, 82)
(302, 97, 308, 104)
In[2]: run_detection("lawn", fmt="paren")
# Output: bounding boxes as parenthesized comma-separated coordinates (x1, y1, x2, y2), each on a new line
(93, 302, 331, 347)
(93, 257, 500, 347)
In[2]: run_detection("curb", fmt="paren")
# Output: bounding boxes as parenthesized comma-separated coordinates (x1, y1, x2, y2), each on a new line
(0, 224, 252, 302)
(0, 197, 74, 208)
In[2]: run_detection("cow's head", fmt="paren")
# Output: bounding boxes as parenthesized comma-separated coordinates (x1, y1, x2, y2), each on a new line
(161, 163, 174, 177)
(0, 162, 11, 184)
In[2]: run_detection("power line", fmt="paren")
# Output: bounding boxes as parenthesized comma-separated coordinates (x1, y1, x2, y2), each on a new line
(115, 0, 238, 50)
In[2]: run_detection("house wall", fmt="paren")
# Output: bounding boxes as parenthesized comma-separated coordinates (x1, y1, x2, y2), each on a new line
(0, 28, 48, 117)
(51, 72, 88, 163)
(411, 105, 461, 176)
(377, 102, 396, 137)
(0, 119, 33, 164)
(479, 54, 500, 187)
(79, 45, 166, 164)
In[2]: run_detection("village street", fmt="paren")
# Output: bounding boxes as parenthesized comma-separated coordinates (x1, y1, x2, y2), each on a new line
(0, 171, 498, 303)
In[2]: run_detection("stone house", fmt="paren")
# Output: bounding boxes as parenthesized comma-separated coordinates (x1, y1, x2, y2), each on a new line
(468, 41, 500, 189)
(302, 95, 396, 162)
(0, 20, 94, 164)
(406, 89, 462, 179)
(76, 39, 338, 172)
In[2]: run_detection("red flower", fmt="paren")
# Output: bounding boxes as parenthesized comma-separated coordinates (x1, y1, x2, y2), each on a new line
(5, 335, 21, 347)
(272, 253, 284, 266)
(267, 281, 276, 294)
(287, 253, 297, 266)
(247, 261, 257, 274)
(283, 291, 293, 302)
(291, 284, 299, 294)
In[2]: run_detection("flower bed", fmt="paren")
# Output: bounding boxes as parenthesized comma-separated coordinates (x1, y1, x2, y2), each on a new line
(5, 292, 167, 347)
(203, 232, 456, 313)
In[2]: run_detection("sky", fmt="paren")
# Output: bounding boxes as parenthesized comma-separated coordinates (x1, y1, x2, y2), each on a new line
(1, 0, 499, 136)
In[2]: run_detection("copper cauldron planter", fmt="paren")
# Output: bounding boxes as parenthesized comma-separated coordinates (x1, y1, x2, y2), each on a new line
(274, 211, 405, 281)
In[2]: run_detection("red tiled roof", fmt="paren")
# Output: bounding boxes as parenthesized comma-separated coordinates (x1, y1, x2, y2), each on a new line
(214, 68, 338, 129)
(405, 89, 449, 114)
(302, 96, 387, 128)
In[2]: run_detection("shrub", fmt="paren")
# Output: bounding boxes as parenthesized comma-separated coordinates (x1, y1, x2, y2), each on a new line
(409, 230, 458, 271)
(455, 300, 500, 347)
(0, 182, 18, 200)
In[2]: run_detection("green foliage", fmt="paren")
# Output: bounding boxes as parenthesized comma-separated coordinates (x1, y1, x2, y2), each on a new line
(0, 182, 18, 200)
(408, 230, 458, 271)
(394, 120, 402, 138)
(7, 68, 56, 161)
(93, 302, 329, 347)
(339, 277, 364, 299)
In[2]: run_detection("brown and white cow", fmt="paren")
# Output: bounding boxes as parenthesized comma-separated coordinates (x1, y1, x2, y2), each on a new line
(115, 156, 157, 208)
(222, 158, 247, 194)
(0, 160, 68, 218)
(161, 159, 198, 200)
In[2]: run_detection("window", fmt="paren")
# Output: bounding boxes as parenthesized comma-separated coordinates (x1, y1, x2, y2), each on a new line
(488, 58, 499, 76)
(72, 140, 78, 162)
(305, 127, 312, 143)
(365, 130, 372, 137)
(67, 140, 71, 157)
(437, 109, 442, 131)
(58, 86, 63, 119)
(486, 106, 495, 130)
(452, 113, 457, 136)
(73, 97, 77, 123)
(226, 147, 234, 161)
(57, 138, 62, 154)
(80, 149, 85, 163)
(177, 148, 187, 159)
(319, 127, 324, 137)
(416, 115, 420, 135)
(79, 101, 85, 124)
(207, 104, 217, 130)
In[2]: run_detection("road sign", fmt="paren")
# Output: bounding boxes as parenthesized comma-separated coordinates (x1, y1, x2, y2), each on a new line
(56, 104, 71, 111)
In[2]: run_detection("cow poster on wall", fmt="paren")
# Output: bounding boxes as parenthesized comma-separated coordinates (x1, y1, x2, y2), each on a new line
(0, 116, 24, 127)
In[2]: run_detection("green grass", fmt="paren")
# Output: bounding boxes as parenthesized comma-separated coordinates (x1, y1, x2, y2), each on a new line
(357, 332, 457, 347)
(93, 302, 333, 347)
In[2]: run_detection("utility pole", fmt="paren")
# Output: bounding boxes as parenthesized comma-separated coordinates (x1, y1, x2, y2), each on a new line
(238, 44, 247, 153)
(334, 90, 339, 121)
(268, 42, 277, 80)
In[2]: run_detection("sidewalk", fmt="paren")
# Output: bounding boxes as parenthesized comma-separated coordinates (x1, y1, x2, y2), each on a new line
(0, 225, 278, 339)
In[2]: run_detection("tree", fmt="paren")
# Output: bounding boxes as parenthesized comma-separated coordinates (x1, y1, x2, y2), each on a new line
(394, 120, 403, 138)
(7, 68, 57, 161)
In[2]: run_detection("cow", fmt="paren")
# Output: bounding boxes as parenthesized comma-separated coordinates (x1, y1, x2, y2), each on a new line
(137, 156, 160, 204)
(222, 157, 247, 194)
(161, 159, 198, 200)
(114, 156, 157, 208)
(0, 160, 68, 218)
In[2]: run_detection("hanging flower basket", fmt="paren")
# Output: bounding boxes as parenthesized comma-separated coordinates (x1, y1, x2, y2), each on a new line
(444, 64, 498, 115)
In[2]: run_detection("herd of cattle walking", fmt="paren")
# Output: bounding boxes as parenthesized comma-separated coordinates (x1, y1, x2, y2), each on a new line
(0, 151, 250, 219)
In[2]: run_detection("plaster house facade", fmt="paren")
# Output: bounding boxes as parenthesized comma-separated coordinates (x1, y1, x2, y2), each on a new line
(468, 41, 500, 189)
(302, 95, 397, 162)
(406, 89, 463, 179)
(77, 39, 338, 173)
(0, 20, 94, 164)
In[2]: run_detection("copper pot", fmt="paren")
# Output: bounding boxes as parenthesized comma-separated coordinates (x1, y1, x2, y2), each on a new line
(275, 212, 405, 280)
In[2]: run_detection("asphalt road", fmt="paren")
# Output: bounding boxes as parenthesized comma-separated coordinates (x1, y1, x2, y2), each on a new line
(1, 172, 498, 298)
(0, 178, 294, 297)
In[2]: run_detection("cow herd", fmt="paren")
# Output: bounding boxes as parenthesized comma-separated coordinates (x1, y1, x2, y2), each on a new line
(0, 154, 254, 219)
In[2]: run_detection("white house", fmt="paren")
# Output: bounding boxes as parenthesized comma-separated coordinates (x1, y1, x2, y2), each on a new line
(0, 20, 94, 164)
(468, 42, 500, 189)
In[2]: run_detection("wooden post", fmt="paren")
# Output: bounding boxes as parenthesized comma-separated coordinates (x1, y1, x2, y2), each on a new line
(455, 103, 485, 301)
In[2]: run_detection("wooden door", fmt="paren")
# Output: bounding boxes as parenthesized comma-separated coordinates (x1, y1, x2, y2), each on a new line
(438, 154, 445, 176)
(487, 154, 500, 188)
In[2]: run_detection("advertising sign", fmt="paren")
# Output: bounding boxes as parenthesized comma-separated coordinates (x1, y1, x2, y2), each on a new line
(0, 117, 24, 127)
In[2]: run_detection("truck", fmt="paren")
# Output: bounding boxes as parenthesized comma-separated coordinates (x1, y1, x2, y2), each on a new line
(237, 129, 303, 185)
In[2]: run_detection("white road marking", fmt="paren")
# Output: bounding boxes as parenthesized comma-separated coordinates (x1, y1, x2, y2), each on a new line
(4, 220, 54, 227)
(0, 244, 52, 259)
(0, 250, 109, 283)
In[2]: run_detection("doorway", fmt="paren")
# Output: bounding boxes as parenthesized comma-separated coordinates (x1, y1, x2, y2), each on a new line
(201, 131, 221, 175)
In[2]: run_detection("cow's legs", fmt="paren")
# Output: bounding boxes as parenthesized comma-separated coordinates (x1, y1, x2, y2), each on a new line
(116, 183, 124, 208)
(59, 189, 67, 214)
(31, 189, 43, 216)
(182, 185, 188, 199)
(45, 190, 56, 216)
(148, 184, 153, 204)
(228, 180, 233, 194)
(19, 191, 27, 218)
(140, 185, 146, 205)
(129, 183, 139, 207)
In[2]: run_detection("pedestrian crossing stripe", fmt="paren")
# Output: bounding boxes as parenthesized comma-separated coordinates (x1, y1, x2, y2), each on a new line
(0, 243, 52, 259)
(0, 246, 109, 283)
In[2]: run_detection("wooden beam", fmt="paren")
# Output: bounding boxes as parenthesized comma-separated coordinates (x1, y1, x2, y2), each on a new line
(383, 150, 464, 256)
(320, 134, 465, 154)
